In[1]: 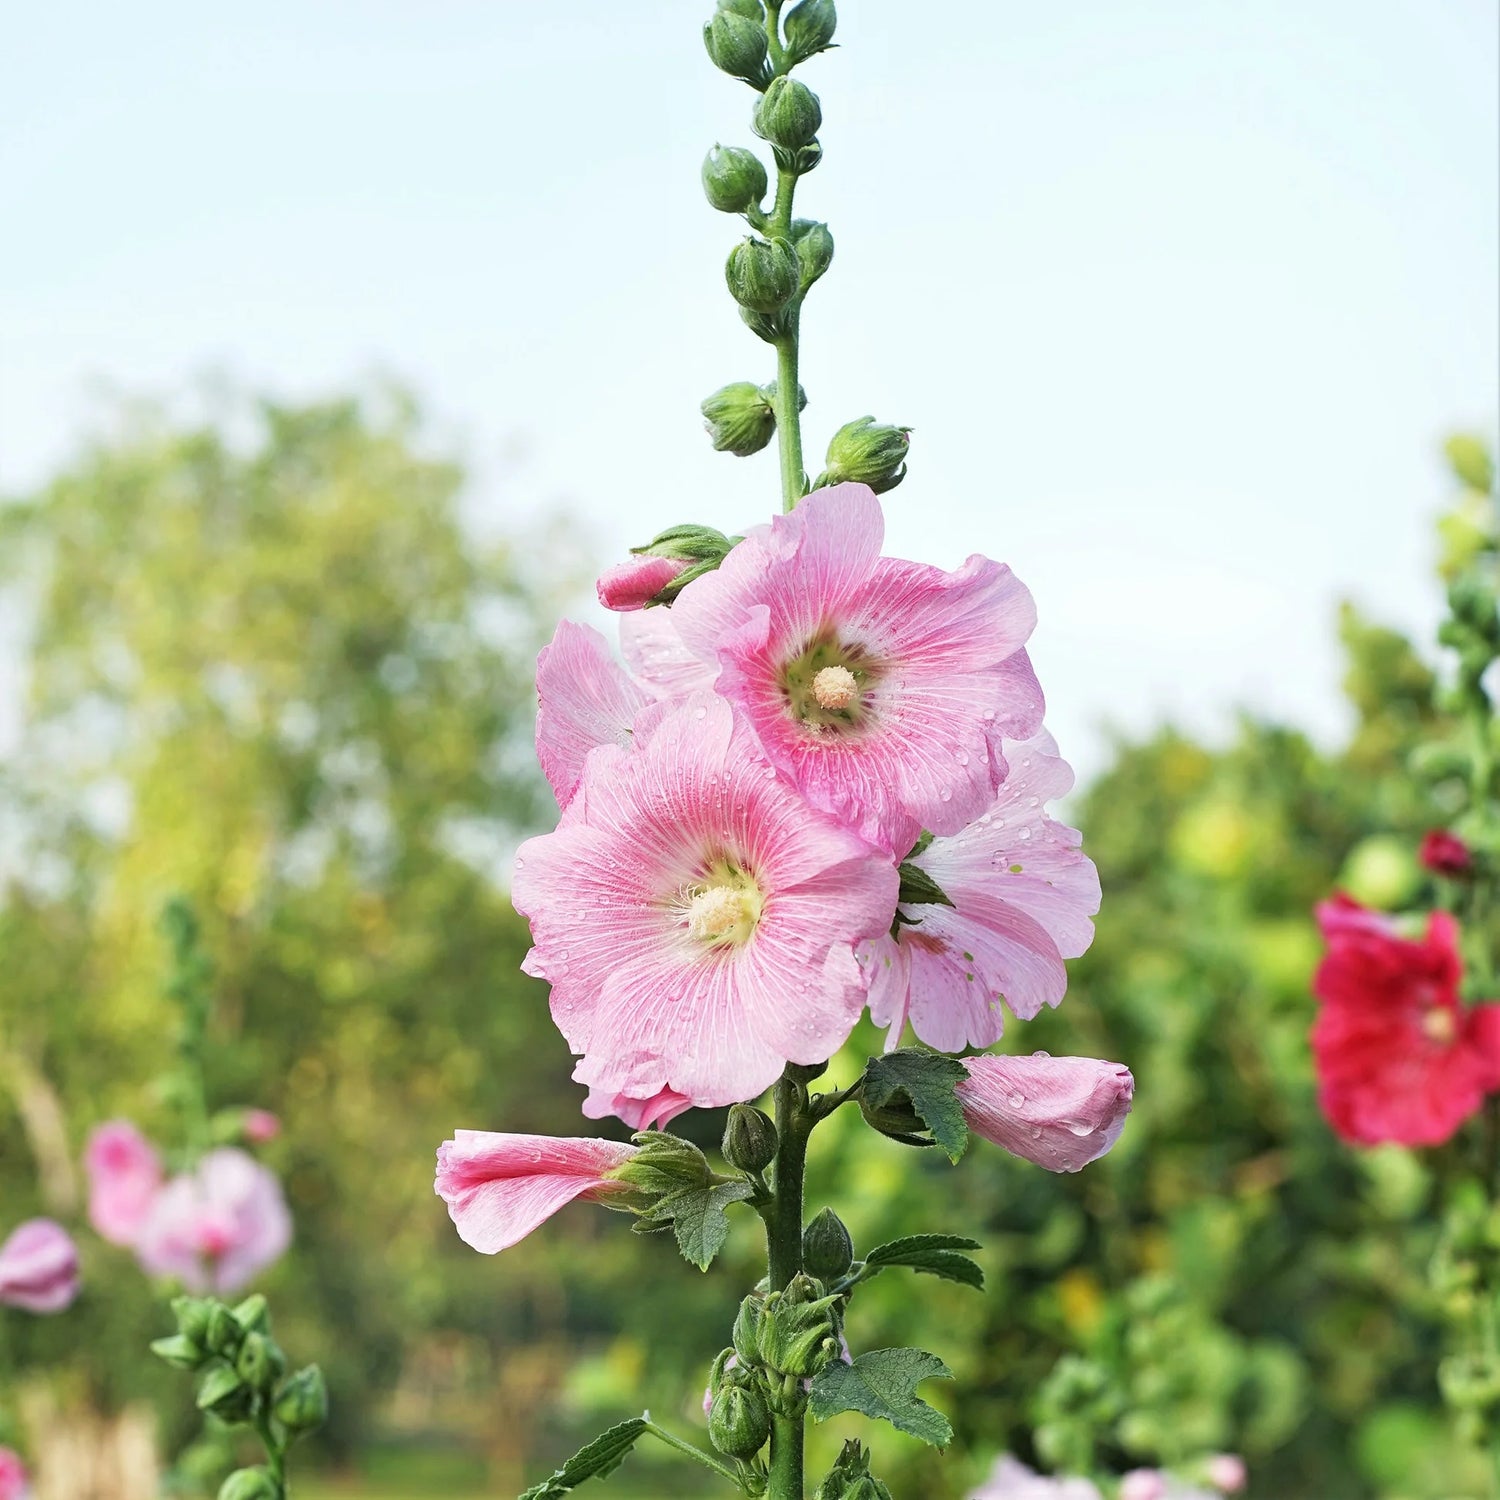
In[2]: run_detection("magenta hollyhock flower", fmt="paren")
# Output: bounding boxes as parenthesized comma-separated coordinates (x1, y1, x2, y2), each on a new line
(669, 484, 1044, 855)
(242, 1109, 281, 1144)
(0, 1219, 81, 1315)
(1312, 896, 1500, 1147)
(581, 1084, 694, 1131)
(513, 694, 899, 1113)
(135, 1149, 291, 1295)
(597, 554, 691, 612)
(0, 1448, 29, 1500)
(970, 1456, 1102, 1500)
(84, 1120, 164, 1247)
(956, 1054, 1134, 1173)
(861, 733, 1099, 1051)
(1419, 828, 1473, 878)
(435, 1131, 639, 1253)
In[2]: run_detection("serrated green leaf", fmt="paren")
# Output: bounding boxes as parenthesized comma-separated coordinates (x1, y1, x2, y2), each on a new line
(808, 1347, 954, 1447)
(895, 861, 954, 909)
(863, 1234, 984, 1290)
(862, 1050, 969, 1162)
(638, 1179, 756, 1269)
(517, 1416, 650, 1498)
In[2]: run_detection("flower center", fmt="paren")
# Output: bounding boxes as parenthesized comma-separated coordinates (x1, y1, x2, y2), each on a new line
(1422, 1006, 1457, 1046)
(779, 631, 878, 732)
(687, 886, 747, 940)
(680, 859, 763, 948)
(812, 664, 858, 710)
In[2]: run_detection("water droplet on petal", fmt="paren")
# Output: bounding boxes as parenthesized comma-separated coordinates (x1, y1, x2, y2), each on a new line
(1007, 1091, 1025, 1109)
(1031, 1049, 1050, 1059)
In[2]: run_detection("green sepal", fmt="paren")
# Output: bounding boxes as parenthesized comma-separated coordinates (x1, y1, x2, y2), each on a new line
(217, 1468, 281, 1500)
(518, 1416, 651, 1499)
(615, 1131, 714, 1195)
(783, 0, 838, 66)
(860, 1049, 969, 1162)
(808, 1347, 954, 1447)
(150, 1333, 209, 1370)
(861, 1233, 984, 1290)
(231, 1293, 270, 1334)
(196, 1364, 253, 1420)
(273, 1364, 329, 1436)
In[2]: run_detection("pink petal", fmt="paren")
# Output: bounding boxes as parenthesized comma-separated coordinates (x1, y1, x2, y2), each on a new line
(581, 1084, 694, 1131)
(0, 1448, 29, 1500)
(84, 1120, 163, 1247)
(597, 555, 689, 612)
(0, 1218, 81, 1315)
(619, 608, 718, 697)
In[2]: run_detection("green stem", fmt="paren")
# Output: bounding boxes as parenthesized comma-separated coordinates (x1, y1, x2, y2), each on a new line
(765, 1070, 811, 1500)
(773, 319, 805, 514)
(642, 1422, 745, 1486)
(253, 1410, 286, 1490)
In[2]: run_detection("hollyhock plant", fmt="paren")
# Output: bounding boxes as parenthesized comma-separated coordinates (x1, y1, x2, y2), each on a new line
(135, 1148, 292, 1295)
(85, 1119, 164, 1246)
(1311, 896, 1500, 1147)
(514, 693, 899, 1112)
(0, 1450, 28, 1500)
(0, 1219, 81, 1315)
(862, 731, 1100, 1051)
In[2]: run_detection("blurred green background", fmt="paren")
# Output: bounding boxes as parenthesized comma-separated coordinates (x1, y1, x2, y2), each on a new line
(0, 397, 1495, 1498)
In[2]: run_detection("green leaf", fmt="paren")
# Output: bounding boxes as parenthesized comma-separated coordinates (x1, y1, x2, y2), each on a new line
(863, 1234, 984, 1290)
(518, 1416, 650, 1499)
(862, 1050, 969, 1162)
(638, 1180, 756, 1270)
(808, 1347, 954, 1448)
(895, 861, 953, 909)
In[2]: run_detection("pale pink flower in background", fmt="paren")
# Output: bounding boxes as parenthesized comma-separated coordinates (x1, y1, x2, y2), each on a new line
(84, 1120, 164, 1247)
(536, 620, 653, 810)
(1119, 1473, 1169, 1500)
(0, 1219, 80, 1315)
(863, 732, 1099, 1051)
(1204, 1455, 1247, 1493)
(597, 554, 690, 612)
(969, 1456, 1102, 1500)
(135, 1148, 291, 1294)
(513, 694, 899, 1115)
(242, 1109, 281, 1144)
(0, 1448, 30, 1500)
(670, 484, 1043, 855)
(435, 1131, 639, 1253)
(957, 1053, 1134, 1172)
(581, 1084, 693, 1132)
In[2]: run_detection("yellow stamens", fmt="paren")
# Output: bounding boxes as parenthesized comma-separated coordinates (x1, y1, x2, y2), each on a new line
(1422, 1007, 1457, 1046)
(812, 664, 858, 711)
(687, 886, 747, 941)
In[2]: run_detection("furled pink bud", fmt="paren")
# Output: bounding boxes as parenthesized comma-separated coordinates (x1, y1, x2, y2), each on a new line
(597, 555, 691, 612)
(1205, 1455, 1247, 1493)
(0, 1219, 81, 1315)
(85, 1120, 164, 1246)
(1419, 829, 1473, 878)
(435, 1131, 639, 1254)
(0, 1448, 30, 1500)
(956, 1053, 1134, 1173)
(1118, 1472, 1168, 1500)
(243, 1110, 281, 1144)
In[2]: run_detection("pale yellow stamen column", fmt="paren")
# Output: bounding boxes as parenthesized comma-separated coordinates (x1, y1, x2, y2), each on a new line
(1422, 1008, 1457, 1046)
(687, 886, 747, 941)
(812, 664, 858, 711)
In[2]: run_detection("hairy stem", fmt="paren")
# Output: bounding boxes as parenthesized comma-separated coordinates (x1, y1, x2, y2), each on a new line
(766, 1069, 811, 1499)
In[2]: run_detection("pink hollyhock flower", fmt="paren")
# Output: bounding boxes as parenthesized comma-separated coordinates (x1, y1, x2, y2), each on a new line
(970, 1456, 1102, 1500)
(861, 732, 1099, 1051)
(598, 554, 690, 612)
(581, 1084, 693, 1131)
(956, 1053, 1134, 1173)
(1119, 1474, 1168, 1500)
(0, 1219, 81, 1315)
(1204, 1455, 1247, 1493)
(669, 484, 1043, 855)
(513, 694, 899, 1113)
(435, 1131, 639, 1253)
(242, 1109, 281, 1144)
(1312, 896, 1500, 1146)
(620, 608, 717, 698)
(536, 620, 654, 811)
(135, 1149, 291, 1294)
(0, 1448, 29, 1500)
(84, 1120, 164, 1247)
(1419, 829, 1473, 878)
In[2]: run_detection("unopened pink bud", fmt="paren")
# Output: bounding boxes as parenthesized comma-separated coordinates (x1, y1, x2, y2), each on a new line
(1119, 1472, 1168, 1500)
(1205, 1455, 1247, 1493)
(596, 555, 689, 612)
(0, 1219, 81, 1315)
(243, 1109, 281, 1144)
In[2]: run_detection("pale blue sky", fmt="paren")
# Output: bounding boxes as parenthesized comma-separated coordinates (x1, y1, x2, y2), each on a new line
(2, 1, 1496, 777)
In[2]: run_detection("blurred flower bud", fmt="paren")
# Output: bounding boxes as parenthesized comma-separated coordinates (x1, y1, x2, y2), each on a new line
(205, 1302, 243, 1356)
(702, 382, 775, 456)
(754, 76, 822, 149)
(151, 1333, 210, 1370)
(726, 236, 801, 313)
(1437, 491, 1497, 579)
(1445, 432, 1495, 494)
(231, 1293, 271, 1335)
(723, 1103, 778, 1172)
(801, 1207, 853, 1280)
(813, 1440, 892, 1500)
(702, 145, 769, 214)
(709, 1382, 771, 1458)
(790, 219, 834, 289)
(733, 1294, 768, 1365)
(1420, 829, 1474, 878)
(243, 1110, 280, 1145)
(196, 1365, 254, 1421)
(273, 1364, 329, 1436)
(1118, 1473, 1168, 1500)
(236, 1331, 287, 1394)
(172, 1296, 215, 1346)
(1204, 1454, 1248, 1493)
(703, 8, 771, 88)
(0, 1218, 80, 1315)
(783, 0, 837, 64)
(218, 1469, 281, 1500)
(817, 416, 910, 494)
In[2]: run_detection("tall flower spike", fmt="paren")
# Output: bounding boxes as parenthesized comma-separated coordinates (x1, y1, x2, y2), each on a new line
(513, 693, 898, 1114)
(671, 484, 1044, 855)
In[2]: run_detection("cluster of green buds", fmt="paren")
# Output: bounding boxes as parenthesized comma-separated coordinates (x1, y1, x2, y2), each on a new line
(151, 1293, 327, 1500)
(699, 0, 909, 509)
(1431, 1179, 1500, 1448)
(812, 1439, 894, 1500)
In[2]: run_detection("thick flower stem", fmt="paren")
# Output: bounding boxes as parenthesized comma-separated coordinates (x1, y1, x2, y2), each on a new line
(765, 1069, 812, 1499)
(773, 318, 805, 516)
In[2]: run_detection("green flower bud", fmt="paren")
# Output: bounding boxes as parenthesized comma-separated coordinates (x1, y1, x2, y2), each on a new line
(218, 1468, 281, 1500)
(774, 140, 824, 177)
(236, 1331, 288, 1395)
(702, 383, 775, 456)
(704, 8, 771, 88)
(783, 0, 837, 64)
(757, 1277, 840, 1377)
(790, 220, 834, 289)
(802, 1207, 854, 1280)
(615, 1131, 715, 1196)
(723, 1103, 779, 1171)
(719, 0, 764, 15)
(753, 76, 823, 150)
(701, 145, 769, 215)
(740, 304, 793, 344)
(172, 1296, 216, 1348)
(273, 1364, 330, 1437)
(231, 1294, 271, 1336)
(196, 1365, 255, 1421)
(205, 1302, 244, 1356)
(733, 1294, 768, 1366)
(151, 1333, 210, 1371)
(818, 416, 911, 494)
(635, 523, 739, 563)
(726, 237, 800, 314)
(709, 1382, 772, 1458)
(814, 1440, 893, 1500)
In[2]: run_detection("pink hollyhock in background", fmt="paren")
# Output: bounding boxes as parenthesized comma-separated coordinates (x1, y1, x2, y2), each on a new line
(435, 1131, 639, 1253)
(862, 732, 1099, 1051)
(1203, 1455, 1247, 1493)
(669, 484, 1043, 855)
(84, 1120, 163, 1246)
(135, 1148, 291, 1295)
(1311, 896, 1500, 1146)
(956, 1053, 1134, 1173)
(242, 1109, 281, 1144)
(597, 554, 691, 612)
(0, 1219, 80, 1315)
(0, 1449, 30, 1500)
(1419, 828, 1473, 878)
(969, 1456, 1101, 1499)
(513, 694, 898, 1115)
